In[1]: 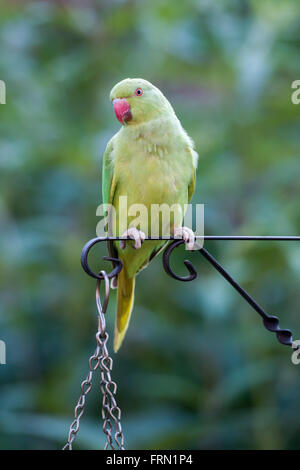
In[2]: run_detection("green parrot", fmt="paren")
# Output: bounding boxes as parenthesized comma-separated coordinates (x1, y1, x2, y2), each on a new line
(102, 78, 198, 351)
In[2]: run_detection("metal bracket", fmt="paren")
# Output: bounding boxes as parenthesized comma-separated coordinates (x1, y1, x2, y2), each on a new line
(80, 235, 300, 350)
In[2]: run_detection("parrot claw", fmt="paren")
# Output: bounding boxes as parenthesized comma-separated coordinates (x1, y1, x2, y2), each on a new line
(174, 226, 195, 251)
(120, 228, 146, 250)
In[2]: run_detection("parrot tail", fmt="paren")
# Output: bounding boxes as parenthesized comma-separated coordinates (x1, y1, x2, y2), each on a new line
(114, 267, 135, 352)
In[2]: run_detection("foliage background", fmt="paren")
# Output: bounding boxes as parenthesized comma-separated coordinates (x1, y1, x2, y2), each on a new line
(0, 0, 300, 450)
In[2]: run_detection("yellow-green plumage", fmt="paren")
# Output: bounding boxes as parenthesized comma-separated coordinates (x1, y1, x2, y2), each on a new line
(102, 78, 198, 351)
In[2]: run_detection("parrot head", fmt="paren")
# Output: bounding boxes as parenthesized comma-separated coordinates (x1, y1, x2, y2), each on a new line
(110, 78, 173, 126)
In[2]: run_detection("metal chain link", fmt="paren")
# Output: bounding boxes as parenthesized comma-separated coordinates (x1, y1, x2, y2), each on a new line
(62, 270, 124, 450)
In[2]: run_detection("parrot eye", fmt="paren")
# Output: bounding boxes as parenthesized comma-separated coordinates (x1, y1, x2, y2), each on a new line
(135, 88, 143, 96)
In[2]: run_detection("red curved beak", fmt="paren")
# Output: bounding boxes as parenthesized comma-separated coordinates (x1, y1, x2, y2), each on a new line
(113, 98, 132, 124)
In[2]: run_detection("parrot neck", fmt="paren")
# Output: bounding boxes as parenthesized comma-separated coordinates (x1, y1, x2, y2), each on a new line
(121, 115, 184, 157)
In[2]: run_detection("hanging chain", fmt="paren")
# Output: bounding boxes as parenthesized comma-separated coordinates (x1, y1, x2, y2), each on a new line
(63, 270, 124, 450)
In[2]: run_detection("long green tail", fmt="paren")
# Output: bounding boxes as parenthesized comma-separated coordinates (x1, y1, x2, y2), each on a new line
(114, 268, 135, 352)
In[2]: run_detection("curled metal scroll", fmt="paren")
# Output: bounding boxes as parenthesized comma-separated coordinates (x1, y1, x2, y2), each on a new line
(163, 240, 197, 282)
(162, 239, 298, 349)
(81, 237, 123, 280)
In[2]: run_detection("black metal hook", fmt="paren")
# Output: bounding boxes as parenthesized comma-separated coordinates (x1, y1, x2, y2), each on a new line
(162, 239, 298, 349)
(162, 239, 197, 281)
(80, 237, 123, 280)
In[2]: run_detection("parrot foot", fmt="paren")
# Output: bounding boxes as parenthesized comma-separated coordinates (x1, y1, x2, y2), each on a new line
(173, 226, 195, 250)
(120, 228, 146, 250)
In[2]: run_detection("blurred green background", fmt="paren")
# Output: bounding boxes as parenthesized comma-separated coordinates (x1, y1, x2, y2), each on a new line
(0, 0, 300, 450)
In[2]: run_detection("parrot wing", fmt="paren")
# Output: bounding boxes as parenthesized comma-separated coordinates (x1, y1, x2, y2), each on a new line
(102, 138, 116, 207)
(188, 170, 196, 202)
(101, 138, 135, 352)
(187, 145, 198, 202)
(102, 138, 118, 259)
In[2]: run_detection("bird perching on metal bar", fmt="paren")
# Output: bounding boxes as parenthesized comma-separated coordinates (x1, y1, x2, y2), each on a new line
(102, 78, 198, 351)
